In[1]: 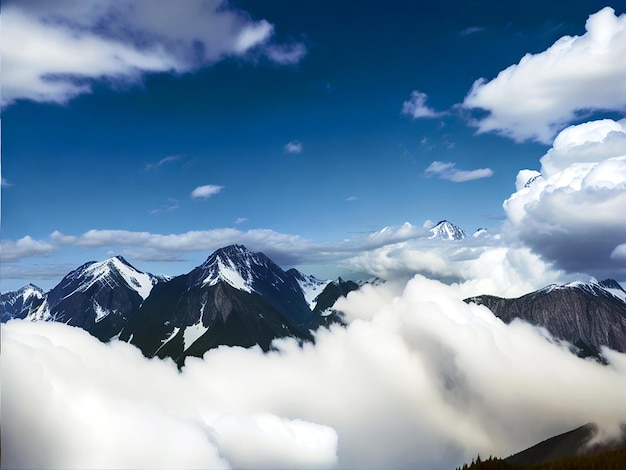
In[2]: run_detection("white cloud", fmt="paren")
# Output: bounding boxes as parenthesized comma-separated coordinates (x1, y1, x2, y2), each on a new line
(191, 185, 224, 200)
(1, 1, 306, 107)
(345, 238, 577, 299)
(1, 177, 13, 187)
(401, 90, 442, 119)
(462, 7, 626, 143)
(234, 217, 249, 225)
(424, 161, 493, 183)
(4, 276, 625, 469)
(0, 236, 57, 262)
(284, 140, 303, 154)
(265, 42, 308, 65)
(503, 119, 626, 280)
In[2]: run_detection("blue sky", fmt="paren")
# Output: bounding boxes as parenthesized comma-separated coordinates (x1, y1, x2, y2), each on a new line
(2, 0, 626, 291)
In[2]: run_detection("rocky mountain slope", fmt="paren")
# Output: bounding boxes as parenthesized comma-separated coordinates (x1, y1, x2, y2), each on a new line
(465, 279, 626, 356)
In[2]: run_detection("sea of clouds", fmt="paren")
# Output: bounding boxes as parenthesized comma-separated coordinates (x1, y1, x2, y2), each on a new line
(4, 274, 626, 469)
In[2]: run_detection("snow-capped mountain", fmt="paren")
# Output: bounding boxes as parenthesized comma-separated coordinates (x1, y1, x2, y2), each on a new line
(1, 246, 356, 365)
(466, 279, 626, 357)
(472, 227, 488, 238)
(13, 256, 164, 339)
(119, 245, 354, 365)
(429, 220, 467, 240)
(0, 284, 45, 322)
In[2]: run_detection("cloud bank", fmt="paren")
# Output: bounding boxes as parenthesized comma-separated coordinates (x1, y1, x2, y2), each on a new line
(462, 7, 626, 143)
(1, 0, 306, 106)
(4, 275, 626, 469)
(504, 119, 626, 281)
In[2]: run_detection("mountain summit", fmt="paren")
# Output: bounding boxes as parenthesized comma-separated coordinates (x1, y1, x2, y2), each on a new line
(429, 220, 467, 240)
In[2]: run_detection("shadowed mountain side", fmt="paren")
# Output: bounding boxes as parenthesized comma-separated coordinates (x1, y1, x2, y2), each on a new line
(457, 423, 626, 469)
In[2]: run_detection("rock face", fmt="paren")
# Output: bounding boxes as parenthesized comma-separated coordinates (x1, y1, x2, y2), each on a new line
(465, 279, 626, 356)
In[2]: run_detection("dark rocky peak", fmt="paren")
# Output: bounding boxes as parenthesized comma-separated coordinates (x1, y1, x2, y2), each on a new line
(599, 278, 625, 292)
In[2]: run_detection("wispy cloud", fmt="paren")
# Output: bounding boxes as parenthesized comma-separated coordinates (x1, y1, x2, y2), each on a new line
(284, 140, 303, 154)
(424, 161, 493, 182)
(234, 217, 249, 225)
(1, 177, 13, 187)
(459, 26, 486, 37)
(401, 90, 443, 119)
(190, 185, 223, 200)
(144, 155, 181, 171)
(345, 196, 359, 202)
(149, 199, 179, 214)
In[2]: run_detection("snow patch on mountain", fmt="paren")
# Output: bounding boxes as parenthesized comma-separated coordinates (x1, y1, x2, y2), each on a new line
(202, 255, 254, 293)
(79, 256, 156, 299)
(287, 269, 330, 309)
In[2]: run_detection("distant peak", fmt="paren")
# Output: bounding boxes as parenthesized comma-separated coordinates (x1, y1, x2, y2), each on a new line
(429, 220, 466, 240)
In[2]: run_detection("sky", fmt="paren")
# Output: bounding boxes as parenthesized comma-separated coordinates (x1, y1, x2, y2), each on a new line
(2, 0, 626, 292)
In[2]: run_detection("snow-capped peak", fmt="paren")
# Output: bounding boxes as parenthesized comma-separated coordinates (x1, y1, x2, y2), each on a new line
(540, 278, 626, 303)
(197, 244, 278, 293)
(472, 228, 488, 238)
(429, 220, 467, 240)
(67, 256, 156, 299)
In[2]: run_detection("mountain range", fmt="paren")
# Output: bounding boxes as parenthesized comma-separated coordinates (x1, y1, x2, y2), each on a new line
(3, 236, 625, 364)
(1, 245, 357, 365)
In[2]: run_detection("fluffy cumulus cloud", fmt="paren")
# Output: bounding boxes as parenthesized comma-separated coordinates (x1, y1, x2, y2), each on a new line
(1, 0, 306, 106)
(191, 184, 224, 200)
(401, 90, 443, 119)
(4, 276, 626, 469)
(424, 161, 493, 183)
(504, 119, 626, 281)
(462, 7, 626, 143)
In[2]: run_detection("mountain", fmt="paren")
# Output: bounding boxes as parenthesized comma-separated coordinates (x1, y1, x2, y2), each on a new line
(118, 245, 352, 365)
(429, 220, 467, 240)
(505, 423, 626, 466)
(472, 227, 488, 238)
(465, 279, 626, 357)
(457, 423, 626, 469)
(0, 284, 45, 322)
(2, 256, 164, 341)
